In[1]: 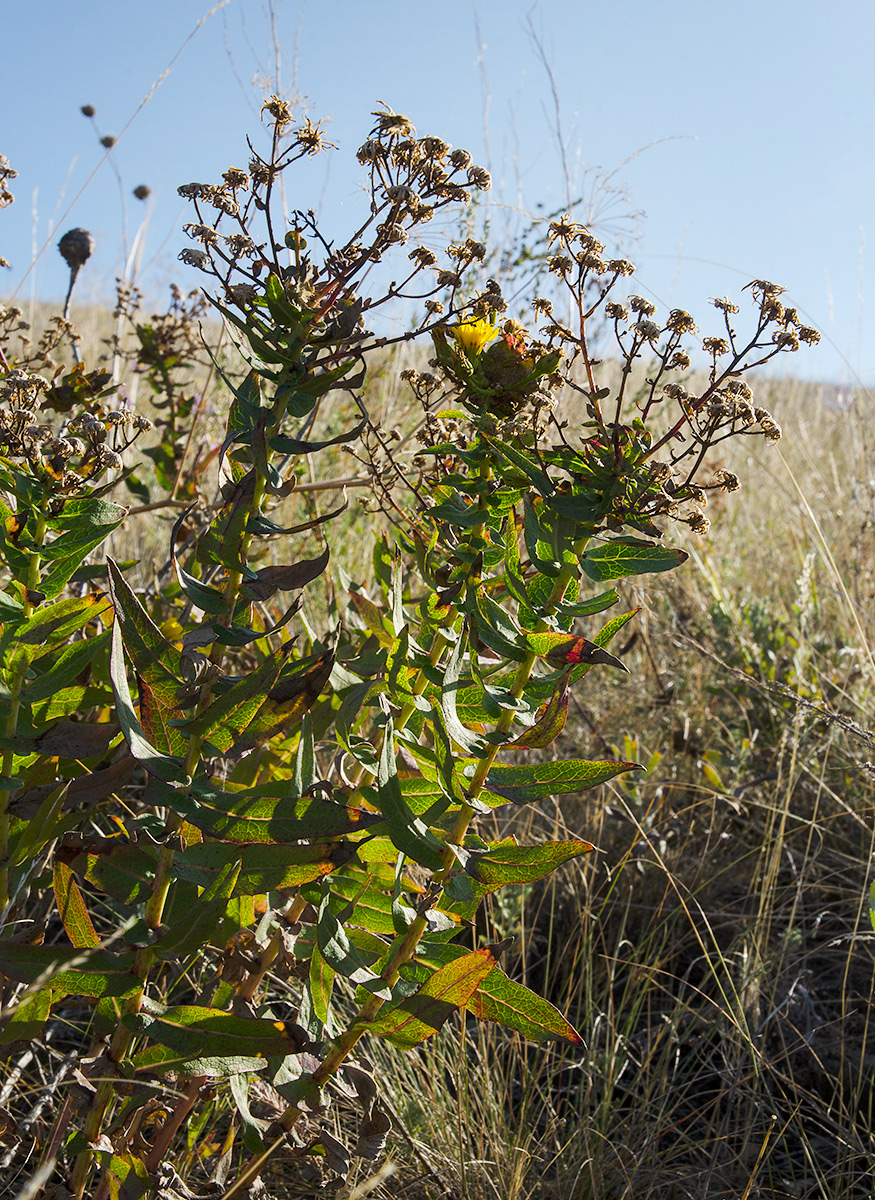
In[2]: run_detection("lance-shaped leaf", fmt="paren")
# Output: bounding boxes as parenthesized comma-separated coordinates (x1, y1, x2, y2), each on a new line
(315, 884, 392, 1000)
(173, 840, 338, 895)
(270, 417, 366, 456)
(0, 944, 139, 998)
(362, 948, 496, 1049)
(22, 630, 111, 703)
(235, 642, 337, 751)
(581, 539, 688, 581)
(524, 631, 628, 673)
(415, 942, 583, 1045)
(461, 839, 595, 893)
(53, 860, 99, 948)
(376, 718, 445, 871)
(440, 622, 487, 756)
(178, 645, 291, 753)
(170, 508, 228, 614)
(308, 938, 335, 1031)
(163, 777, 381, 844)
(40, 498, 126, 599)
(108, 560, 184, 704)
(481, 758, 641, 804)
(0, 986, 52, 1046)
(510, 675, 569, 749)
(241, 545, 330, 602)
(153, 860, 241, 959)
(1, 593, 109, 670)
(124, 1002, 307, 1063)
(109, 619, 190, 788)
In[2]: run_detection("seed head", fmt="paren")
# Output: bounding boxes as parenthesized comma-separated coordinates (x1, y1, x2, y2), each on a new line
(132, 184, 151, 201)
(80, 104, 96, 118)
(58, 228, 95, 271)
(100, 135, 117, 149)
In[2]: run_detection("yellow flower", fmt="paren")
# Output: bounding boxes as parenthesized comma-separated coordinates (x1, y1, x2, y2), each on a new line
(451, 318, 499, 358)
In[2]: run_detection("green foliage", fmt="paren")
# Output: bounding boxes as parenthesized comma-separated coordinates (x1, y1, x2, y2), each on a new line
(0, 106, 819, 1198)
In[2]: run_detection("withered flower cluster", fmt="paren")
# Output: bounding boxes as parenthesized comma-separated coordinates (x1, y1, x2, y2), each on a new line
(177, 102, 493, 336)
(0, 368, 151, 495)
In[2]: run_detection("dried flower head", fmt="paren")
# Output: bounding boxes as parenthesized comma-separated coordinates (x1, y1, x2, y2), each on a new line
(702, 336, 730, 356)
(629, 296, 657, 317)
(100, 135, 117, 149)
(80, 104, 96, 118)
(222, 167, 250, 190)
(666, 309, 697, 334)
(132, 184, 151, 201)
(58, 228, 95, 271)
(295, 119, 333, 155)
(467, 166, 491, 190)
(372, 106, 415, 138)
(262, 95, 293, 127)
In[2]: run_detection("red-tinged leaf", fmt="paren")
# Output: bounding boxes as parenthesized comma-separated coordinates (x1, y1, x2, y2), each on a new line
(581, 540, 688, 581)
(363, 948, 496, 1049)
(481, 759, 642, 804)
(105, 1151, 151, 1200)
(468, 966, 583, 1045)
(412, 943, 583, 1045)
(178, 646, 292, 753)
(107, 560, 184, 704)
(53, 860, 99, 948)
(463, 839, 595, 892)
(138, 675, 186, 757)
(510, 675, 570, 748)
(524, 631, 628, 671)
(109, 619, 190, 788)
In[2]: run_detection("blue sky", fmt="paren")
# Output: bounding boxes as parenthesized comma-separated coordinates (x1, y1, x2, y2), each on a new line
(2, 0, 873, 384)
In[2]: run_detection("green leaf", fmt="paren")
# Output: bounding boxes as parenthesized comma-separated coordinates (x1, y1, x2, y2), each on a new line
(270, 417, 367, 456)
(461, 839, 594, 892)
(509, 675, 569, 748)
(0, 944, 139, 998)
(362, 948, 496, 1049)
(581, 540, 688, 581)
(0, 986, 52, 1045)
(108, 560, 183, 704)
(315, 884, 392, 999)
(109, 619, 190, 788)
(416, 943, 583, 1044)
(170, 508, 228, 614)
(22, 631, 111, 703)
(179, 646, 290, 753)
(125, 1002, 306, 1063)
(153, 860, 241, 958)
(173, 840, 337, 895)
(160, 777, 381, 843)
(0, 593, 109, 670)
(375, 718, 445, 871)
(481, 758, 641, 804)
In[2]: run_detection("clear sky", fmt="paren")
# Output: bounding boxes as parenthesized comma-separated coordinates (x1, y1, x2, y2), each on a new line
(2, 0, 872, 385)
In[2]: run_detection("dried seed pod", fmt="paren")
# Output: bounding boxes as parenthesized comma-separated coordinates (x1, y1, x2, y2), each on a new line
(58, 229, 95, 272)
